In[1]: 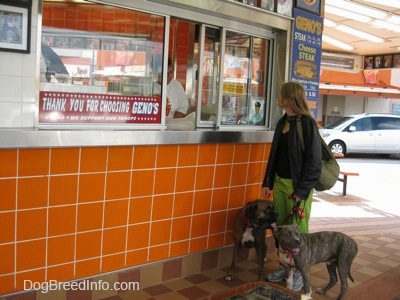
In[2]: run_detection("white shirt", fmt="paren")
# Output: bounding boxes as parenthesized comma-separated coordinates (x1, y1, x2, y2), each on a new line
(153, 79, 188, 118)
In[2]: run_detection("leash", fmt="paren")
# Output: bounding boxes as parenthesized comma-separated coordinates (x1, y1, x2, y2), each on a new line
(278, 200, 305, 226)
(274, 201, 305, 250)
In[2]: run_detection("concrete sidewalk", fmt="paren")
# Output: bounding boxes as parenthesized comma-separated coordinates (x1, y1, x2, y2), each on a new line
(312, 154, 400, 218)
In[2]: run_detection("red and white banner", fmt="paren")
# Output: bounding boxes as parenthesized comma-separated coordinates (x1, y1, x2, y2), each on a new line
(39, 91, 162, 124)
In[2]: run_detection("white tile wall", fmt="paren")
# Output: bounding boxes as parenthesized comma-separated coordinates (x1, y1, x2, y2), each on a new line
(0, 76, 23, 102)
(0, 0, 38, 129)
(0, 102, 22, 127)
(0, 52, 23, 76)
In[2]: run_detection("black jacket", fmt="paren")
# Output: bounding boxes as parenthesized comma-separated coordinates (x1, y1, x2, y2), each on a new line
(262, 114, 322, 200)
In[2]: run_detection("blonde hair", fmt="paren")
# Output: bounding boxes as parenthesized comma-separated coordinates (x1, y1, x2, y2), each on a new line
(280, 82, 312, 117)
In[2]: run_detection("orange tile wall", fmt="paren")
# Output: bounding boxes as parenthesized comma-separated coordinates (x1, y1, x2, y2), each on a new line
(42, 3, 164, 41)
(0, 143, 271, 295)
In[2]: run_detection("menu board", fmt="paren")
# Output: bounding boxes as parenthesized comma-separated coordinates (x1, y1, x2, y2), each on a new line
(291, 8, 323, 118)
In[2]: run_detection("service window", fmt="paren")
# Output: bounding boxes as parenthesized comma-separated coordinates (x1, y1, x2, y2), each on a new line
(219, 31, 270, 128)
(162, 21, 273, 130)
(38, 1, 274, 130)
(196, 27, 272, 129)
(39, 1, 166, 128)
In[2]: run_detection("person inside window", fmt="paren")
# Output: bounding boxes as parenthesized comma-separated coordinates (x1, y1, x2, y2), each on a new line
(153, 59, 188, 118)
(262, 82, 322, 291)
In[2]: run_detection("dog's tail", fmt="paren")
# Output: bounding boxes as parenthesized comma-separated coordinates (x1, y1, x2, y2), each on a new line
(348, 240, 358, 283)
(348, 271, 355, 283)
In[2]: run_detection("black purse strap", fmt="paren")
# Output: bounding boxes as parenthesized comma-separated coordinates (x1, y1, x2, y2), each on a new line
(296, 115, 305, 152)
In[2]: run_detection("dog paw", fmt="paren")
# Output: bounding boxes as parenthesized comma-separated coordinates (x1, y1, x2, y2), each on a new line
(224, 275, 234, 281)
(316, 287, 325, 294)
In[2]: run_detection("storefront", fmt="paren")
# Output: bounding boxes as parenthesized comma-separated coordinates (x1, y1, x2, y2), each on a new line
(319, 67, 400, 125)
(0, 0, 322, 297)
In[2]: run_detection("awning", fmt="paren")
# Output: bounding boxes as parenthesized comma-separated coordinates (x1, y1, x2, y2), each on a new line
(319, 83, 400, 98)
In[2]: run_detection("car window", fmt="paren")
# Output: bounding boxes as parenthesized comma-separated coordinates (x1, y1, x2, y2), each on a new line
(347, 117, 372, 131)
(372, 117, 400, 130)
(325, 116, 353, 129)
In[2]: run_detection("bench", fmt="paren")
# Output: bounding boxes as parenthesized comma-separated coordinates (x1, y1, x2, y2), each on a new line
(337, 171, 359, 196)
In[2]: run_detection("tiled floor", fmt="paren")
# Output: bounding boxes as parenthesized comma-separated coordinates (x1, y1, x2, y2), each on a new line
(99, 186, 400, 300)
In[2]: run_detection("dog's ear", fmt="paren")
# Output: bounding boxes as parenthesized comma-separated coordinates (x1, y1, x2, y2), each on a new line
(294, 224, 301, 237)
(265, 203, 273, 211)
(273, 226, 282, 248)
(274, 226, 281, 238)
(245, 202, 258, 219)
(265, 204, 276, 216)
(290, 224, 300, 233)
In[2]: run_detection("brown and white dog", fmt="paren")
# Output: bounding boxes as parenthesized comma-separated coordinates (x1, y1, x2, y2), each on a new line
(225, 199, 277, 281)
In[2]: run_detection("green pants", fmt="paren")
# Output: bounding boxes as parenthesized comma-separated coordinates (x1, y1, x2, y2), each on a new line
(273, 176, 313, 233)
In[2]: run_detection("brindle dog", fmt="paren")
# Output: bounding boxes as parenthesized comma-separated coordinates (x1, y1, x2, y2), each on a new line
(225, 199, 277, 281)
(275, 224, 358, 300)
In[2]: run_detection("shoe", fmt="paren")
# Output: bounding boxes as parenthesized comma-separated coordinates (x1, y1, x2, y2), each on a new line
(266, 266, 286, 282)
(290, 272, 303, 292)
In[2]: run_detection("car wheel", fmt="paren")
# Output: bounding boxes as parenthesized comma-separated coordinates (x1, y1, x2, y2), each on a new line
(329, 140, 346, 155)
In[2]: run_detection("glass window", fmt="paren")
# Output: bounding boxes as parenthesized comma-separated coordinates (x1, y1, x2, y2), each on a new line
(373, 117, 400, 130)
(198, 26, 221, 125)
(39, 1, 165, 126)
(351, 118, 372, 131)
(39, 1, 274, 130)
(220, 31, 270, 127)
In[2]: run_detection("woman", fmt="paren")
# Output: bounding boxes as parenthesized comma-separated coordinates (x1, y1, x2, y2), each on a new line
(262, 82, 322, 290)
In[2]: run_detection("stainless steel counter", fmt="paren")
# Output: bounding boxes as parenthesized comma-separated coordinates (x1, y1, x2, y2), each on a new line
(0, 130, 274, 148)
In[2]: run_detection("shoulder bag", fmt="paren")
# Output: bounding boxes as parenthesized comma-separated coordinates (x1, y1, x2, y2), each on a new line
(296, 116, 340, 191)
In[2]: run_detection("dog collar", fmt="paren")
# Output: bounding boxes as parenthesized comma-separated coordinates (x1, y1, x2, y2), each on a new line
(240, 216, 268, 231)
(278, 246, 297, 267)
(240, 214, 253, 228)
(239, 203, 274, 231)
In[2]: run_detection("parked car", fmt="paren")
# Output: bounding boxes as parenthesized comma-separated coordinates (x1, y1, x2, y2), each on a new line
(320, 113, 400, 156)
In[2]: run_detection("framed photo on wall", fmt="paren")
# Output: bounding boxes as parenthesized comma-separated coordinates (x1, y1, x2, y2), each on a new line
(383, 55, 393, 68)
(364, 56, 373, 69)
(42, 35, 54, 47)
(0, 2, 31, 53)
(70, 37, 85, 49)
(374, 55, 383, 69)
(296, 0, 321, 15)
(393, 55, 400, 68)
(86, 38, 100, 49)
(259, 0, 275, 12)
(0, 0, 32, 5)
(54, 36, 70, 48)
(278, 0, 293, 17)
